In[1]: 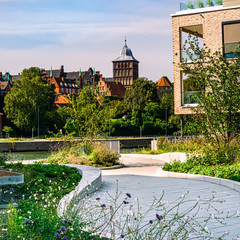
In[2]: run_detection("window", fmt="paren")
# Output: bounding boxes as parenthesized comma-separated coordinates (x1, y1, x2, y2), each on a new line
(181, 72, 201, 105)
(66, 88, 68, 94)
(222, 21, 240, 58)
(180, 25, 203, 62)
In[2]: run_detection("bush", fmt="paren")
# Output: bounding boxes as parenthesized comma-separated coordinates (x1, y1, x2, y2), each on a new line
(163, 149, 240, 182)
(91, 143, 120, 167)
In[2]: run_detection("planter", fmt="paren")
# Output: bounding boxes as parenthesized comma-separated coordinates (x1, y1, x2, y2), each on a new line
(0, 170, 24, 186)
(0, 170, 24, 209)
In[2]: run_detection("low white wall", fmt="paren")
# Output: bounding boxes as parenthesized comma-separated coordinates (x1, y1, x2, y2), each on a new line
(57, 164, 102, 217)
(120, 152, 188, 163)
(157, 168, 240, 193)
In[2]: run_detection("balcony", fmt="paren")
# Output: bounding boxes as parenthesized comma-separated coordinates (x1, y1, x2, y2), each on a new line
(180, 0, 223, 11)
(182, 92, 200, 105)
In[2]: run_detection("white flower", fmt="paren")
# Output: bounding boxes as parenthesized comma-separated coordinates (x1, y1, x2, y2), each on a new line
(127, 210, 134, 216)
(28, 211, 31, 214)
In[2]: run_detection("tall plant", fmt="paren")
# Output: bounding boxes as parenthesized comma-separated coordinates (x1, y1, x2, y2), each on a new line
(180, 36, 240, 147)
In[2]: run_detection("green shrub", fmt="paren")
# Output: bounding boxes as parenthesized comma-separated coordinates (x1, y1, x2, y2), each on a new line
(207, 0, 213, 6)
(91, 143, 120, 167)
(187, 2, 194, 8)
(163, 150, 240, 182)
(197, 1, 204, 7)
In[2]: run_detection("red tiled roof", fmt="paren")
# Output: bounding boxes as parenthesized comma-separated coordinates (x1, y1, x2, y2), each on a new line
(156, 76, 172, 87)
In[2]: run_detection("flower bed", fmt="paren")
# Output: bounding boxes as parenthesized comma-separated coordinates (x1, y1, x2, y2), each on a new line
(0, 163, 104, 239)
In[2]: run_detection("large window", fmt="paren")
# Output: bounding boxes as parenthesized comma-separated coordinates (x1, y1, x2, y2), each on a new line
(181, 72, 200, 105)
(180, 25, 203, 62)
(222, 20, 240, 58)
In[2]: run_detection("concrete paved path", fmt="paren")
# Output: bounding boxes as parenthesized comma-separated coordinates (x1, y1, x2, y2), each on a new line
(94, 155, 240, 239)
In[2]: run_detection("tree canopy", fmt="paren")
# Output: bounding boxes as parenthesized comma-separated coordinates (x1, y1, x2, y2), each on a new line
(181, 37, 240, 146)
(4, 67, 55, 131)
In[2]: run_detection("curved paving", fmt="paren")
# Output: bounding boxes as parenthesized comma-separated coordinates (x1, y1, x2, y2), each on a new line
(95, 155, 240, 239)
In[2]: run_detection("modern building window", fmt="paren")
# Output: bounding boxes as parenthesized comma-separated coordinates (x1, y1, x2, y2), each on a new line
(180, 25, 203, 62)
(181, 72, 200, 105)
(222, 20, 240, 58)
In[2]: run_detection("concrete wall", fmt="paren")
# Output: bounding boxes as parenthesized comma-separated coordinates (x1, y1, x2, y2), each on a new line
(172, 7, 240, 115)
(1, 139, 148, 152)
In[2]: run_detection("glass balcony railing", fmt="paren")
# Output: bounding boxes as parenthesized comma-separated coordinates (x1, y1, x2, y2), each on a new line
(180, 0, 222, 11)
(181, 50, 201, 62)
(182, 92, 199, 105)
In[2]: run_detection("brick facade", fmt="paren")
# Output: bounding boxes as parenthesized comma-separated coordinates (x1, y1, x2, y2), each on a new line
(172, 5, 240, 114)
(113, 41, 139, 89)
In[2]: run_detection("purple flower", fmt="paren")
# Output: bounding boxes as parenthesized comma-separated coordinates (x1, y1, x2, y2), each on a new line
(96, 197, 100, 201)
(61, 221, 65, 225)
(101, 204, 106, 208)
(61, 226, 66, 232)
(68, 221, 72, 225)
(149, 220, 153, 224)
(57, 229, 61, 233)
(55, 233, 61, 238)
(11, 188, 14, 191)
(64, 219, 67, 223)
(63, 237, 67, 240)
(233, 155, 236, 157)
(121, 234, 124, 238)
(126, 193, 131, 198)
(123, 200, 129, 204)
(156, 214, 163, 220)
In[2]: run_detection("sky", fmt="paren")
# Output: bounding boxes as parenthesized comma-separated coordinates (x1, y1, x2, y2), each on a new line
(0, 0, 179, 82)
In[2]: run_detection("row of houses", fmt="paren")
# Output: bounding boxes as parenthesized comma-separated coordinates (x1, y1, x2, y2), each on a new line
(0, 40, 173, 134)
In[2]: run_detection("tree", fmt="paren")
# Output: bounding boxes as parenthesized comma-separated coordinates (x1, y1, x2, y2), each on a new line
(181, 37, 240, 147)
(124, 78, 159, 112)
(70, 87, 111, 137)
(4, 67, 55, 132)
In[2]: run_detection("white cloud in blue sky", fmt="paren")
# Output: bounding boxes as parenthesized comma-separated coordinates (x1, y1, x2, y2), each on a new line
(0, 0, 179, 81)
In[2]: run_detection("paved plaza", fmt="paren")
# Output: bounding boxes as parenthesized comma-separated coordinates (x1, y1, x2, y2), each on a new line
(93, 155, 240, 239)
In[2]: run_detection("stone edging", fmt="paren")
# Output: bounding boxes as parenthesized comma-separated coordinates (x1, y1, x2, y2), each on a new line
(156, 168, 240, 193)
(100, 164, 124, 170)
(57, 164, 102, 217)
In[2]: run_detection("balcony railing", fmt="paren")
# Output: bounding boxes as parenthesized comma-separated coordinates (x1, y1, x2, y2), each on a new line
(180, 0, 222, 11)
(181, 50, 201, 62)
(182, 92, 199, 105)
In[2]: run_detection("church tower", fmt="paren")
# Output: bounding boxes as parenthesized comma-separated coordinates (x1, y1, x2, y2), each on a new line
(112, 40, 139, 89)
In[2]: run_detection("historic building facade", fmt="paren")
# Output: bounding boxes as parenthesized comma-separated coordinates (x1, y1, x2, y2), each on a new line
(156, 76, 173, 95)
(0, 72, 13, 134)
(97, 78, 126, 99)
(172, 0, 240, 114)
(112, 40, 139, 89)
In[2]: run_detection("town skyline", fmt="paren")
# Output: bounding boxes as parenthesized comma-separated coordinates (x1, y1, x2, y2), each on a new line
(0, 0, 179, 82)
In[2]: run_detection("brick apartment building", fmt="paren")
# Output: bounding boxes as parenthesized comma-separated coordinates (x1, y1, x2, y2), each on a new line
(172, 0, 240, 114)
(113, 40, 139, 89)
